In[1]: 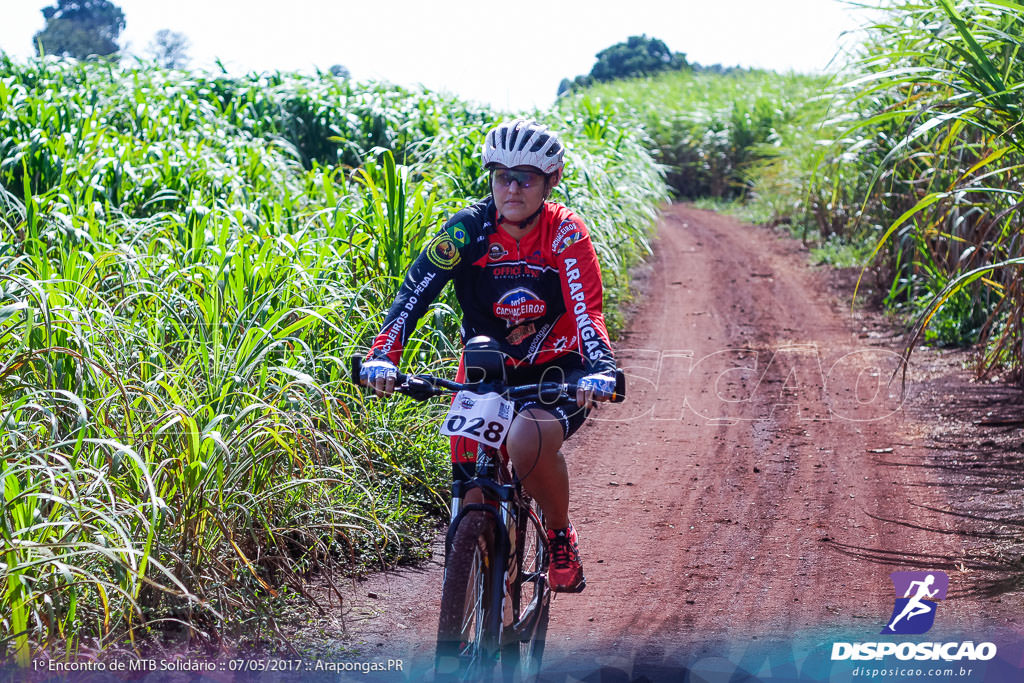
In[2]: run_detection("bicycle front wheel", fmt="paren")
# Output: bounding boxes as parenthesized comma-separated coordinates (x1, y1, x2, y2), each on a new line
(435, 510, 503, 680)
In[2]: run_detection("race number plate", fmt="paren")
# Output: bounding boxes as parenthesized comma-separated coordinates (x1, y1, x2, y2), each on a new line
(439, 391, 515, 447)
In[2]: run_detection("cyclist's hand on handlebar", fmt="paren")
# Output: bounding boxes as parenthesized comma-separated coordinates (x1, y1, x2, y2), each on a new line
(576, 372, 616, 407)
(359, 357, 398, 398)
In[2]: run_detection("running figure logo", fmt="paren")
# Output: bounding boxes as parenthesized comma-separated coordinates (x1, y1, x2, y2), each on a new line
(882, 571, 948, 635)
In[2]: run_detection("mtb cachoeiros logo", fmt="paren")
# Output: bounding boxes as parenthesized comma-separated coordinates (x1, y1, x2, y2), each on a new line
(831, 570, 998, 663)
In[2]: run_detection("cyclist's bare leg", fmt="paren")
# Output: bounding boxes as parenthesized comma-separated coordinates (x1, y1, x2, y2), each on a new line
(506, 407, 569, 529)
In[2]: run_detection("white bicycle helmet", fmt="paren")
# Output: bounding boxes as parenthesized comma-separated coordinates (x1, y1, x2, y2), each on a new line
(482, 119, 565, 175)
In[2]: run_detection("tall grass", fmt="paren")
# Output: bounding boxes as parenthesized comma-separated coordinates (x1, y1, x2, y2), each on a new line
(799, 1, 1024, 375)
(558, 69, 828, 201)
(0, 55, 666, 661)
(570, 2, 1024, 379)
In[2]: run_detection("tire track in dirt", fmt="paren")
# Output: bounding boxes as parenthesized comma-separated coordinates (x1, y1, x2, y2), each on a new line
(339, 205, 1022, 675)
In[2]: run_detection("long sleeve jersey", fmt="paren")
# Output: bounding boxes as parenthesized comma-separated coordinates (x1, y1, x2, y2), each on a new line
(369, 198, 615, 376)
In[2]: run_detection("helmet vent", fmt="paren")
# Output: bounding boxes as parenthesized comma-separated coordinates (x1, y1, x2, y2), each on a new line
(508, 124, 520, 150)
(518, 129, 535, 151)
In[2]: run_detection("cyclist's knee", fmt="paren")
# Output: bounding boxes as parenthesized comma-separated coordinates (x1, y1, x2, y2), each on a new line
(513, 407, 564, 435)
(507, 408, 563, 455)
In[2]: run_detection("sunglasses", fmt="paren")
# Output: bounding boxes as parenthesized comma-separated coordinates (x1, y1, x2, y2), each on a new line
(491, 169, 547, 189)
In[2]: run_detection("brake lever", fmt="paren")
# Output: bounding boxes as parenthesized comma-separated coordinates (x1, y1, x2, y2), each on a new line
(402, 375, 439, 401)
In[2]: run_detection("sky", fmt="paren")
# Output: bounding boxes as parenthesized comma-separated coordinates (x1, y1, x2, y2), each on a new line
(0, 0, 868, 112)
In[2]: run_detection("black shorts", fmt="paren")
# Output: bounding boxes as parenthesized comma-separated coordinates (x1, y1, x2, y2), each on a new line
(450, 355, 589, 482)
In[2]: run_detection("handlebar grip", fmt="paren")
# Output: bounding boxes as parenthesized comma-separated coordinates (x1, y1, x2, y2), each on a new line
(351, 355, 363, 387)
(612, 368, 626, 403)
(352, 355, 415, 396)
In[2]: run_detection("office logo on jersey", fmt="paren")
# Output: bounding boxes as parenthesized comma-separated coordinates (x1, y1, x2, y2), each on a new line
(427, 233, 460, 269)
(882, 571, 948, 635)
(492, 264, 525, 279)
(494, 288, 547, 326)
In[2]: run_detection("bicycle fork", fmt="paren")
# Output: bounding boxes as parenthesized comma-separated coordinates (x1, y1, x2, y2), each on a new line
(447, 485, 516, 647)
(448, 494, 517, 587)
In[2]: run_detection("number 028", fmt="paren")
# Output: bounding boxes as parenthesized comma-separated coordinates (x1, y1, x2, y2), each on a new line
(445, 415, 506, 443)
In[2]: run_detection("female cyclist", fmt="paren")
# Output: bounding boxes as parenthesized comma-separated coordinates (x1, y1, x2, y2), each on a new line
(359, 119, 617, 592)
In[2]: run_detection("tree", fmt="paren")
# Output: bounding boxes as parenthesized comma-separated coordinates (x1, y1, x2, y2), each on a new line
(147, 29, 190, 69)
(33, 0, 126, 59)
(589, 35, 688, 83)
(557, 35, 689, 96)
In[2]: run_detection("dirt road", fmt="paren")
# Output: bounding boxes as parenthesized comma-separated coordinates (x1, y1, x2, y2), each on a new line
(341, 205, 1023, 679)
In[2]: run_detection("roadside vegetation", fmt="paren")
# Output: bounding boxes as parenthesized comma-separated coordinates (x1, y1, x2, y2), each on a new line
(3, 0, 1021, 667)
(569, 1, 1024, 378)
(796, 0, 1024, 376)
(0, 56, 666, 661)
(557, 68, 828, 202)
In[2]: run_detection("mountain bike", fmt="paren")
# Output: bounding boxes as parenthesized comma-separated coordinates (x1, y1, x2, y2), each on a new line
(352, 337, 624, 681)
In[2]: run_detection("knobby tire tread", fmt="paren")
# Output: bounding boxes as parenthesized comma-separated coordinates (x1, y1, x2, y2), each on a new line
(435, 511, 501, 681)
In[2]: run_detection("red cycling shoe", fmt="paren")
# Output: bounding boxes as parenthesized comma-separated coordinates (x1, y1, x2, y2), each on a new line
(547, 524, 586, 593)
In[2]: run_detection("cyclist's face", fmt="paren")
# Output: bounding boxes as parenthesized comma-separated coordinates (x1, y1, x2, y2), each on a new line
(491, 165, 556, 226)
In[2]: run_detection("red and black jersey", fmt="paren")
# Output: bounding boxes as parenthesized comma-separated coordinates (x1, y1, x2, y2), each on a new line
(369, 198, 615, 375)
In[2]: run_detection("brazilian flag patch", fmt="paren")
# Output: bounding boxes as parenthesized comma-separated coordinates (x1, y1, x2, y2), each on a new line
(444, 222, 470, 248)
(427, 233, 461, 270)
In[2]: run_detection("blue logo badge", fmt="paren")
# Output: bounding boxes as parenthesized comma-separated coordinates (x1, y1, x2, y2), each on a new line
(881, 571, 948, 635)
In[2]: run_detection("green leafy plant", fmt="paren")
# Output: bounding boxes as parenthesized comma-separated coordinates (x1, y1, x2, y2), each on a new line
(0, 55, 666, 661)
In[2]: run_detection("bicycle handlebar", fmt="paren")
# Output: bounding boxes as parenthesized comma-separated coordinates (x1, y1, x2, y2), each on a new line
(350, 356, 626, 404)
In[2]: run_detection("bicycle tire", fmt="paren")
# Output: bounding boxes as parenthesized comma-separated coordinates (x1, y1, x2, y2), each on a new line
(501, 497, 550, 681)
(435, 510, 503, 681)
